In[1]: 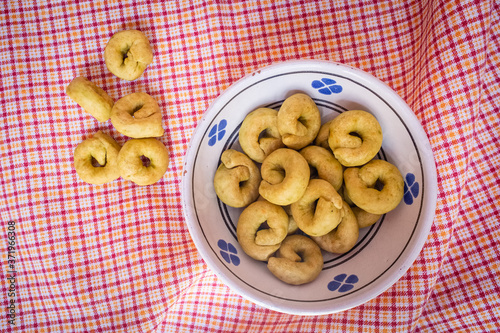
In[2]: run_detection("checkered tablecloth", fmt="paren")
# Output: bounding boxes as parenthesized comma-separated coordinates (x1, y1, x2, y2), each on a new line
(1, 0, 499, 332)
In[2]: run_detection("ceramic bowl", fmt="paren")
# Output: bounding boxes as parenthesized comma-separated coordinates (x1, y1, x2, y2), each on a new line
(182, 60, 437, 315)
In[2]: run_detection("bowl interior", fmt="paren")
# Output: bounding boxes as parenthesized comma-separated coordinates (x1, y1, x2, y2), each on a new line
(182, 60, 437, 315)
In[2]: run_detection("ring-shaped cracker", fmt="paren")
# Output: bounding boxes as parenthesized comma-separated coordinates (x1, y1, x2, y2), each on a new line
(352, 206, 381, 229)
(257, 197, 299, 235)
(239, 108, 284, 163)
(267, 235, 323, 285)
(117, 138, 169, 185)
(259, 148, 309, 206)
(341, 186, 381, 227)
(282, 204, 299, 235)
(341, 185, 355, 206)
(66, 77, 114, 122)
(104, 30, 153, 81)
(290, 179, 343, 237)
(300, 145, 343, 191)
(277, 93, 321, 150)
(73, 131, 121, 184)
(328, 110, 383, 166)
(311, 202, 359, 254)
(344, 159, 404, 214)
(314, 119, 333, 150)
(214, 149, 261, 208)
(111, 92, 164, 138)
(236, 200, 288, 261)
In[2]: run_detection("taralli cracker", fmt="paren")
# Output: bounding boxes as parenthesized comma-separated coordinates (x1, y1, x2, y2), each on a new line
(104, 30, 153, 81)
(267, 235, 323, 285)
(236, 200, 288, 261)
(110, 92, 164, 138)
(117, 138, 169, 185)
(341, 185, 355, 206)
(73, 131, 121, 184)
(352, 206, 381, 229)
(290, 179, 343, 237)
(328, 110, 383, 166)
(311, 202, 360, 254)
(277, 93, 321, 150)
(259, 148, 310, 206)
(257, 197, 299, 235)
(300, 145, 343, 191)
(344, 159, 404, 215)
(283, 204, 299, 235)
(214, 149, 261, 208)
(341, 186, 382, 228)
(314, 119, 333, 150)
(239, 108, 284, 163)
(66, 76, 114, 122)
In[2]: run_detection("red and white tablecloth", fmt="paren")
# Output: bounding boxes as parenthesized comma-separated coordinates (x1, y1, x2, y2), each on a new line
(1, 0, 499, 332)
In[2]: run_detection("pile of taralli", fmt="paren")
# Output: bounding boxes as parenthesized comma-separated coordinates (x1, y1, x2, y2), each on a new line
(214, 93, 405, 285)
(67, 30, 169, 186)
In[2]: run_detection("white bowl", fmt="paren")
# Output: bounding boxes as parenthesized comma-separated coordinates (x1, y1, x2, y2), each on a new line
(182, 60, 437, 315)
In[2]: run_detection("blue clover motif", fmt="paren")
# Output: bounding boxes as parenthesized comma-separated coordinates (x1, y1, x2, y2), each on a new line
(311, 78, 343, 95)
(327, 274, 359, 292)
(208, 119, 227, 146)
(403, 173, 419, 205)
(217, 239, 240, 266)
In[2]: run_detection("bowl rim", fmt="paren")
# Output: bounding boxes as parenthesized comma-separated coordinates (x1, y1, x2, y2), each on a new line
(181, 59, 438, 315)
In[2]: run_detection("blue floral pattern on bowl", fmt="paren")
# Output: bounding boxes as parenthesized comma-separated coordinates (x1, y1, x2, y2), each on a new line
(312, 78, 343, 95)
(403, 173, 419, 205)
(217, 239, 240, 266)
(327, 274, 359, 292)
(208, 119, 227, 146)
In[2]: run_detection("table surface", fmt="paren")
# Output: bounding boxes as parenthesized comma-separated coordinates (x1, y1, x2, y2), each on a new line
(1, 1, 499, 332)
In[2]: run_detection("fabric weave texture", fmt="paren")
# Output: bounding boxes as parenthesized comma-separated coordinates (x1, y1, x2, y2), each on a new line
(1, 0, 499, 332)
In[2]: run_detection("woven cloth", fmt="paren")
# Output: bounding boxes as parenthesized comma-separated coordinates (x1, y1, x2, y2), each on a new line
(1, 0, 499, 331)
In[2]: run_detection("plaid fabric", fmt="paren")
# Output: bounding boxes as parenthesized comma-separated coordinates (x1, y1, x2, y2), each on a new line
(1, 0, 499, 332)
